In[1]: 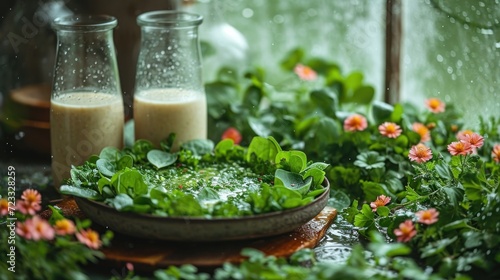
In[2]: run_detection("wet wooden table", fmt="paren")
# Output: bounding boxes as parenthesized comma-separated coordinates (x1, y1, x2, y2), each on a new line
(42, 198, 337, 273)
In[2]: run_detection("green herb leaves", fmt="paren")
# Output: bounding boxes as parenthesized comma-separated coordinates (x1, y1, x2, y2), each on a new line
(61, 136, 328, 218)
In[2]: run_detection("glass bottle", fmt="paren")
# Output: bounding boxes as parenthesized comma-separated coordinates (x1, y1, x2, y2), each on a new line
(134, 11, 207, 151)
(50, 15, 124, 188)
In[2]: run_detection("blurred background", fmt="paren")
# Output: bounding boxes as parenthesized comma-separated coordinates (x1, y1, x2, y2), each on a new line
(0, 0, 498, 160)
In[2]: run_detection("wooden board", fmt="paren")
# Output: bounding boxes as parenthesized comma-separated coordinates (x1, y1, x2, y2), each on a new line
(42, 198, 337, 272)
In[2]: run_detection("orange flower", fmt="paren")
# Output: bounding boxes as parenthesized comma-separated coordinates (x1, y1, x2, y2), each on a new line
(21, 189, 42, 206)
(221, 127, 242, 145)
(492, 144, 500, 163)
(447, 141, 472, 156)
(461, 132, 484, 150)
(343, 114, 368, 132)
(370, 195, 391, 212)
(293, 64, 317, 81)
(409, 143, 433, 163)
(378, 122, 402, 138)
(54, 219, 76, 235)
(425, 98, 445, 113)
(0, 199, 9, 216)
(394, 220, 417, 243)
(416, 208, 439, 225)
(76, 229, 102, 250)
(412, 122, 430, 142)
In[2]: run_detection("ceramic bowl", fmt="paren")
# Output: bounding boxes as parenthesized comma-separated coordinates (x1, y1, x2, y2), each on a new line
(75, 180, 330, 242)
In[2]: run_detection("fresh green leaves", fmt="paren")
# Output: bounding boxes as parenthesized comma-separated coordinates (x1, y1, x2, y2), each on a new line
(246, 136, 282, 163)
(61, 136, 327, 218)
(147, 150, 177, 169)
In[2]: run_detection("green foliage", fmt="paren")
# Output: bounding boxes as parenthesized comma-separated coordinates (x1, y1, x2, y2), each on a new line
(0, 195, 111, 280)
(60, 136, 328, 218)
(199, 48, 500, 279)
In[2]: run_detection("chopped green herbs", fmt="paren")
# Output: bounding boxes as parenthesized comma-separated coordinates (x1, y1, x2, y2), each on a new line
(60, 136, 328, 218)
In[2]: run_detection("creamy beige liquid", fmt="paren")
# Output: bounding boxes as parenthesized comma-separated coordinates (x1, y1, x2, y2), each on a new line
(50, 92, 124, 188)
(134, 88, 207, 151)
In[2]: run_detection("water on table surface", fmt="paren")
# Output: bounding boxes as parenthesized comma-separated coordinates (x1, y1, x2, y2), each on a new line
(315, 214, 360, 263)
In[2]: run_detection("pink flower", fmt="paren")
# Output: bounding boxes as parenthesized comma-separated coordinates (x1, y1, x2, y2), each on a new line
(16, 221, 33, 239)
(343, 114, 368, 132)
(21, 189, 42, 205)
(16, 199, 41, 216)
(293, 64, 317, 81)
(17, 189, 42, 215)
(461, 133, 484, 150)
(416, 208, 439, 225)
(378, 122, 402, 138)
(221, 127, 242, 145)
(412, 122, 430, 142)
(425, 98, 445, 113)
(447, 141, 472, 156)
(126, 262, 134, 271)
(76, 229, 102, 250)
(0, 199, 9, 216)
(370, 195, 391, 212)
(492, 144, 500, 163)
(53, 219, 76, 235)
(456, 130, 474, 141)
(409, 143, 433, 163)
(18, 216, 55, 241)
(394, 220, 417, 243)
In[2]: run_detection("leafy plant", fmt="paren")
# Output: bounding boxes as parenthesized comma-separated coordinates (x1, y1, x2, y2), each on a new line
(0, 189, 112, 280)
(60, 136, 328, 218)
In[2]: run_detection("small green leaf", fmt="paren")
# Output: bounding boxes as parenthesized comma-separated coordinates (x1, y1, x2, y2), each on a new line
(435, 162, 452, 179)
(376, 206, 390, 217)
(274, 169, 312, 196)
(147, 150, 177, 169)
(99, 147, 120, 161)
(276, 150, 307, 173)
(372, 101, 394, 123)
(105, 194, 134, 211)
(48, 205, 66, 223)
(96, 159, 116, 178)
(368, 232, 411, 257)
(111, 169, 148, 196)
(246, 136, 281, 163)
(181, 139, 214, 157)
(352, 86, 375, 104)
(328, 189, 351, 210)
(442, 219, 470, 232)
(248, 115, 273, 137)
(354, 204, 375, 228)
(214, 139, 235, 156)
(118, 155, 134, 170)
(310, 89, 338, 118)
(421, 237, 458, 258)
(60, 185, 101, 200)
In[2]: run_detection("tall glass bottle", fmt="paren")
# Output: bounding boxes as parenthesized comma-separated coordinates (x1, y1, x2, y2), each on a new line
(50, 15, 124, 188)
(134, 11, 207, 151)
